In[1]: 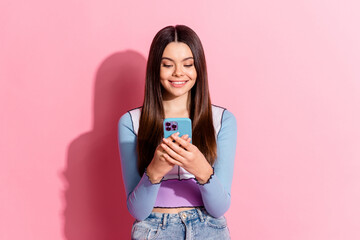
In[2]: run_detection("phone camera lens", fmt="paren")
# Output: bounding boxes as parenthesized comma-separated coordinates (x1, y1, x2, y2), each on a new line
(165, 122, 171, 127)
(166, 127, 171, 131)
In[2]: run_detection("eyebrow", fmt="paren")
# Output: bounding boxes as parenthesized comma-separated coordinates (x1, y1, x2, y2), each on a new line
(161, 57, 194, 62)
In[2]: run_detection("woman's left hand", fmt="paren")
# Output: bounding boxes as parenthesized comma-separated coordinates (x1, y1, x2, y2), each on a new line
(160, 132, 213, 184)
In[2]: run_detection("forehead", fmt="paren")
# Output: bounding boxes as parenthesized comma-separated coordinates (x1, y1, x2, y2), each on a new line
(162, 42, 193, 59)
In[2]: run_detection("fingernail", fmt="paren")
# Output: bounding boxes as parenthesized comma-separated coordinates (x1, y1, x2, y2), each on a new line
(183, 134, 189, 138)
(176, 132, 180, 136)
(163, 138, 168, 143)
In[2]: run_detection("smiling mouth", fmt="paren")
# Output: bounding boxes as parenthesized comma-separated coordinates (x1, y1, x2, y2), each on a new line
(168, 80, 189, 87)
(169, 80, 189, 84)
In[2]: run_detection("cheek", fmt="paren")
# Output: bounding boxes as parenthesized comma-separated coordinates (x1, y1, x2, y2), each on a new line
(187, 68, 197, 80)
(160, 68, 171, 80)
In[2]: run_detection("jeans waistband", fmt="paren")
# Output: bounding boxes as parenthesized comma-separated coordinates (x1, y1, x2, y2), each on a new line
(145, 207, 207, 225)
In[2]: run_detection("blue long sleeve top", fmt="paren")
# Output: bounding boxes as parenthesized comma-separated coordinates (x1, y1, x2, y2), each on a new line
(117, 105, 237, 220)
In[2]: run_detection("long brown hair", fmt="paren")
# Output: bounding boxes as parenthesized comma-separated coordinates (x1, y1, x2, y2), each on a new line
(137, 25, 216, 175)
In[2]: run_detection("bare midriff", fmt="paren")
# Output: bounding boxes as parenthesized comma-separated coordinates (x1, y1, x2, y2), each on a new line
(152, 207, 195, 214)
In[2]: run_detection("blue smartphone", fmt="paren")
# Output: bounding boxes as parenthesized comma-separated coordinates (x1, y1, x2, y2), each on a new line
(163, 118, 192, 143)
(162, 118, 194, 180)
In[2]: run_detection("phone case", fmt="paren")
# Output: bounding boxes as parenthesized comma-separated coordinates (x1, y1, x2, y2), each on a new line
(163, 118, 192, 143)
(162, 118, 194, 180)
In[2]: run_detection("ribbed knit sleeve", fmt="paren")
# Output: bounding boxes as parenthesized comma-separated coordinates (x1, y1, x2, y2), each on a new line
(118, 112, 160, 220)
(198, 109, 237, 218)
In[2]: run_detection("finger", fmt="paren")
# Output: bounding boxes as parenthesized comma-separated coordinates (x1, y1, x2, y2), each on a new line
(161, 143, 186, 162)
(156, 145, 165, 154)
(163, 135, 185, 150)
(159, 154, 176, 168)
(170, 133, 192, 151)
(164, 132, 180, 144)
(163, 133, 190, 149)
(163, 132, 182, 145)
(163, 153, 184, 167)
(180, 135, 191, 144)
(159, 154, 166, 161)
(181, 134, 189, 140)
(179, 134, 189, 145)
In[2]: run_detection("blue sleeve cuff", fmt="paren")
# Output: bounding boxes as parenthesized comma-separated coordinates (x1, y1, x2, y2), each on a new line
(198, 173, 231, 218)
(127, 172, 161, 220)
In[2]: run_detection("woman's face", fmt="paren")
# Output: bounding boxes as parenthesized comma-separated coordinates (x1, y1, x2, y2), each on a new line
(160, 42, 197, 100)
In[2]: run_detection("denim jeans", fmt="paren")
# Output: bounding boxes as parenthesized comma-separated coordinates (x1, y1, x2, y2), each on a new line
(131, 208, 231, 240)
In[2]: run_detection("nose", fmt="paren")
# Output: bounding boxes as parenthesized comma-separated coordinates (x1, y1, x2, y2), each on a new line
(172, 64, 184, 77)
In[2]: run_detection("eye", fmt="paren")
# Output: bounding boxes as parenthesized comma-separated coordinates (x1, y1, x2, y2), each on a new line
(184, 64, 193, 67)
(162, 64, 173, 68)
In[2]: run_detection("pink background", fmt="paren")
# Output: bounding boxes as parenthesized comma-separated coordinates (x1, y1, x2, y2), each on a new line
(1, 0, 360, 239)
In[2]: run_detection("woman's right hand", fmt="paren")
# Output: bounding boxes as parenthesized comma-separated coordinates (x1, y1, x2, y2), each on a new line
(146, 133, 190, 183)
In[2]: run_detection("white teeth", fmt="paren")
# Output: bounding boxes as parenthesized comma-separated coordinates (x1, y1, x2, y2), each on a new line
(172, 81, 187, 84)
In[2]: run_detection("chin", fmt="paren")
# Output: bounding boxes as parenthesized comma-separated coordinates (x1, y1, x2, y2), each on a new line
(164, 89, 190, 99)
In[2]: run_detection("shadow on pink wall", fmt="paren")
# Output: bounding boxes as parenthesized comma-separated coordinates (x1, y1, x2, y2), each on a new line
(62, 50, 146, 240)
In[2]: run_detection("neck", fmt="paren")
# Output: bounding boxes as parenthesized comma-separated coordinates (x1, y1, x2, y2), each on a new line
(162, 93, 190, 118)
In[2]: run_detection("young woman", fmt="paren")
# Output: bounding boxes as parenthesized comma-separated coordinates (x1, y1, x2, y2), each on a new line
(118, 25, 237, 239)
